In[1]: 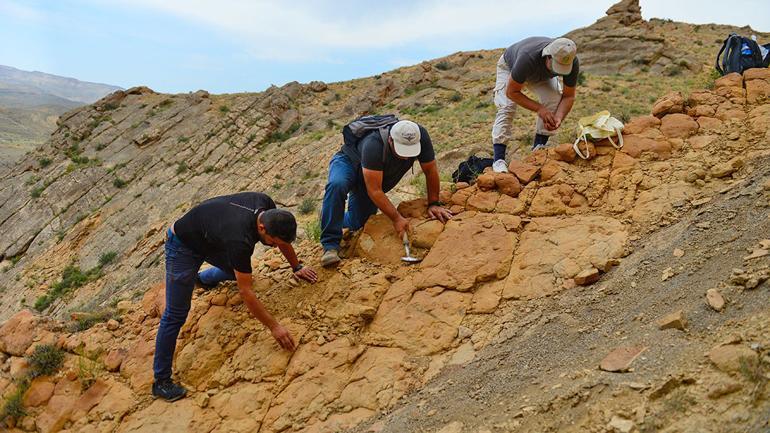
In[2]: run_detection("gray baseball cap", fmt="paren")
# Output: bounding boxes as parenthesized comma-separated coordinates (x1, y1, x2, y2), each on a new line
(390, 120, 421, 157)
(542, 38, 577, 75)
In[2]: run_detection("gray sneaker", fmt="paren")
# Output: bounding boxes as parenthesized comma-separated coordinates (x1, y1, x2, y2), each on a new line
(492, 159, 509, 173)
(321, 249, 341, 267)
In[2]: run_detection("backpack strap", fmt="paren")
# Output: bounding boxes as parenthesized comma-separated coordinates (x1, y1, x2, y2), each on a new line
(379, 126, 390, 164)
(715, 35, 731, 75)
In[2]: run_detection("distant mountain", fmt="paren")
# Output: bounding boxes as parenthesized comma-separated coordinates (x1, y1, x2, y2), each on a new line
(0, 65, 122, 165)
(0, 65, 121, 106)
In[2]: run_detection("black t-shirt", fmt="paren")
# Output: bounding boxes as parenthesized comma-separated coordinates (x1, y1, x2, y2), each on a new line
(504, 37, 580, 87)
(359, 125, 435, 193)
(173, 192, 276, 273)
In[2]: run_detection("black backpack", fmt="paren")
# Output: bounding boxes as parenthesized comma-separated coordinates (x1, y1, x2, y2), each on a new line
(340, 114, 400, 167)
(451, 155, 493, 183)
(715, 33, 770, 76)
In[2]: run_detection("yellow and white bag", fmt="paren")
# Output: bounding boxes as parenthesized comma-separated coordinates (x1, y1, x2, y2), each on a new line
(573, 111, 624, 159)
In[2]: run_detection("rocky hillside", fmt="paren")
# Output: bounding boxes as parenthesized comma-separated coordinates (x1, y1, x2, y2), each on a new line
(0, 1, 769, 432)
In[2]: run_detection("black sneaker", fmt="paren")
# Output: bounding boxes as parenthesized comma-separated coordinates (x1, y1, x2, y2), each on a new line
(152, 379, 187, 402)
(195, 275, 216, 290)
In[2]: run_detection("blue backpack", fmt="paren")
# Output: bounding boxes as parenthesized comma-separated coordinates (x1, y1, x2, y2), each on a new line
(715, 33, 770, 76)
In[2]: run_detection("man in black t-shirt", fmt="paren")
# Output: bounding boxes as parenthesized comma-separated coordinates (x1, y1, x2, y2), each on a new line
(491, 37, 580, 173)
(152, 192, 317, 402)
(319, 120, 452, 267)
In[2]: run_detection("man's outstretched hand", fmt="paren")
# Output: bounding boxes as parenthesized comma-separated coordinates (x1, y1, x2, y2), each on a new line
(393, 215, 410, 238)
(294, 266, 318, 283)
(270, 323, 296, 351)
(537, 106, 557, 130)
(428, 205, 453, 223)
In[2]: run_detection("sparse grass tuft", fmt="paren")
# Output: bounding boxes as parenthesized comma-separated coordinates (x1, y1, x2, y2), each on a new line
(304, 219, 321, 243)
(298, 197, 317, 215)
(176, 162, 189, 175)
(70, 309, 118, 332)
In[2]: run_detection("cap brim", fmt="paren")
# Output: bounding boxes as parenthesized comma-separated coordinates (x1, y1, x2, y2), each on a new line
(393, 140, 421, 158)
(552, 61, 572, 76)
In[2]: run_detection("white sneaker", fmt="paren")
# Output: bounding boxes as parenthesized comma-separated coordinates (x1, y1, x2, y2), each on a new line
(492, 159, 509, 173)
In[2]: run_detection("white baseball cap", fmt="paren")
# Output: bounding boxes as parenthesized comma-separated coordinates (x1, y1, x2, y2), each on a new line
(542, 38, 577, 76)
(390, 120, 421, 158)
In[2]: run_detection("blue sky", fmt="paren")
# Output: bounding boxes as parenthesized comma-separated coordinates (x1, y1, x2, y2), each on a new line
(2, 0, 769, 94)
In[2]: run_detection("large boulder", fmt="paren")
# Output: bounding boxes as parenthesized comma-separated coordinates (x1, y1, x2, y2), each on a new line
(416, 213, 516, 291)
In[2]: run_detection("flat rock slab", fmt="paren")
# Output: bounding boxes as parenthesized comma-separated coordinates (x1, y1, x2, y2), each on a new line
(706, 289, 725, 312)
(600, 346, 647, 372)
(708, 344, 758, 372)
(657, 310, 687, 330)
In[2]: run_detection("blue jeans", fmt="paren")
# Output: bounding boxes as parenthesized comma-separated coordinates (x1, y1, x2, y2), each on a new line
(153, 228, 204, 381)
(320, 153, 378, 251)
(198, 266, 235, 286)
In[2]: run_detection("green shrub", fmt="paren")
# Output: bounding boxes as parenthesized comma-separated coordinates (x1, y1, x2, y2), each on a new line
(34, 264, 102, 311)
(27, 344, 64, 378)
(298, 197, 317, 215)
(38, 157, 52, 168)
(177, 136, 189, 143)
(449, 92, 462, 102)
(265, 122, 301, 144)
(98, 251, 117, 268)
(112, 178, 127, 188)
(0, 384, 27, 423)
(304, 219, 321, 243)
(219, 105, 230, 113)
(435, 61, 452, 71)
(176, 162, 188, 175)
(30, 186, 44, 198)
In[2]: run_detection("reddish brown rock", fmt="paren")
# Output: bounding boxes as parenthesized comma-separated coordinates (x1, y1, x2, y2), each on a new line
(657, 310, 687, 331)
(450, 186, 475, 207)
(466, 190, 500, 212)
(475, 173, 496, 191)
(600, 346, 647, 372)
(621, 135, 672, 159)
(574, 268, 601, 285)
(540, 160, 563, 181)
(494, 195, 526, 215)
(528, 184, 574, 217)
(745, 68, 770, 104)
(508, 160, 540, 184)
(412, 219, 445, 249)
(70, 379, 111, 421)
(706, 289, 725, 312)
(715, 72, 743, 89)
(141, 282, 166, 319)
(612, 151, 639, 173)
(397, 198, 427, 218)
(493, 173, 521, 197)
(417, 213, 516, 292)
(23, 377, 55, 407)
(0, 310, 38, 356)
(104, 348, 129, 372)
(651, 91, 684, 118)
(660, 113, 699, 138)
(552, 142, 577, 162)
(696, 116, 722, 132)
(708, 344, 758, 372)
(624, 115, 661, 135)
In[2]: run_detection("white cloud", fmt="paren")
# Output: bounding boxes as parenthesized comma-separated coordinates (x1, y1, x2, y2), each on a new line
(0, 0, 46, 21)
(102, 0, 611, 60)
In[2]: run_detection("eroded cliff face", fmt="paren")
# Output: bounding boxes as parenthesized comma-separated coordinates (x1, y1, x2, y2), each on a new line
(1, 67, 769, 432)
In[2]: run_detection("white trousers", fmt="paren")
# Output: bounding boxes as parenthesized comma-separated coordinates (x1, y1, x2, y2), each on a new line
(491, 53, 563, 145)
